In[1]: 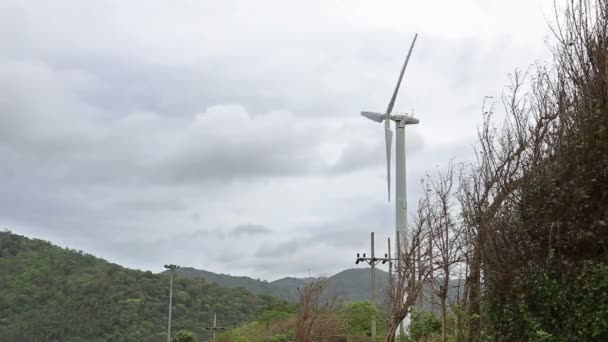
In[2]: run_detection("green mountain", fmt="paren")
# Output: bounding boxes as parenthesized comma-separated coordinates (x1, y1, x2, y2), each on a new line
(175, 267, 463, 314)
(174, 266, 390, 302)
(0, 230, 290, 342)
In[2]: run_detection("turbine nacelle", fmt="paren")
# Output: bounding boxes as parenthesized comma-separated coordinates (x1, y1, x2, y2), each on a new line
(361, 111, 420, 125)
(391, 113, 420, 125)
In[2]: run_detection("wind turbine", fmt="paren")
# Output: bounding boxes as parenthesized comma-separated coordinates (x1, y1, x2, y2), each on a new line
(360, 33, 419, 334)
(361, 33, 419, 245)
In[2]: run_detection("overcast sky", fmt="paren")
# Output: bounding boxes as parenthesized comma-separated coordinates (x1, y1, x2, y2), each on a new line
(1, 0, 557, 280)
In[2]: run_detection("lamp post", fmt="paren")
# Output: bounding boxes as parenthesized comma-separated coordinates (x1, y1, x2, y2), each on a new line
(164, 264, 180, 342)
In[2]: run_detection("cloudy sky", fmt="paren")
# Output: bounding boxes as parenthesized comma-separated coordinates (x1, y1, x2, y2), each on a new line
(1, 0, 557, 280)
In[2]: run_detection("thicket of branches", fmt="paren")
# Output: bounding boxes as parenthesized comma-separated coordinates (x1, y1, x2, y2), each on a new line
(475, 0, 608, 339)
(381, 1, 608, 341)
(294, 278, 343, 342)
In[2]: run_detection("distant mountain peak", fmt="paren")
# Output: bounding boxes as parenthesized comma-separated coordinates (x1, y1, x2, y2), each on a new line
(174, 266, 389, 302)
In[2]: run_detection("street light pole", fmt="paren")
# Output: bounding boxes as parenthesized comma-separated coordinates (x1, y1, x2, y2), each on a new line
(164, 264, 180, 342)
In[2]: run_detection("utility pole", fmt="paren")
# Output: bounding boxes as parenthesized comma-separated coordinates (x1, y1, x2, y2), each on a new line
(387, 237, 393, 282)
(164, 264, 180, 342)
(204, 312, 225, 342)
(355, 232, 392, 341)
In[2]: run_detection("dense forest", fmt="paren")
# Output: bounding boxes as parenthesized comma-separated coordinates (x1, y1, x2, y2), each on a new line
(174, 267, 390, 303)
(0, 230, 291, 342)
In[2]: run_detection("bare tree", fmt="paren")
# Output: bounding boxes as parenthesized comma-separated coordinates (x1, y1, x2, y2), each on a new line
(295, 277, 339, 342)
(382, 2, 607, 340)
(456, 68, 556, 339)
(423, 162, 464, 342)
(384, 205, 433, 342)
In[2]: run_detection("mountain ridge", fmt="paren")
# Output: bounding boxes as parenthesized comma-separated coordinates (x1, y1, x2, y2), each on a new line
(173, 265, 390, 302)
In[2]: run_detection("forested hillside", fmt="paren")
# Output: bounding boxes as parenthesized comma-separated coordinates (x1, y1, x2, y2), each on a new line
(175, 267, 391, 302)
(174, 267, 300, 302)
(0, 230, 289, 342)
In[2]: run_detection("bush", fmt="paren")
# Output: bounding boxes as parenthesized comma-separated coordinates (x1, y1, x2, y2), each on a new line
(409, 311, 441, 341)
(337, 301, 386, 339)
(484, 262, 608, 341)
(173, 330, 196, 342)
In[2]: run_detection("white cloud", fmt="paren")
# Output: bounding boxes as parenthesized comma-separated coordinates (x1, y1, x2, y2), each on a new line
(0, 0, 557, 279)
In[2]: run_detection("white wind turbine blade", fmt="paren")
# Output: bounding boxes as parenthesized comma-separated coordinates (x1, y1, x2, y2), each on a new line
(361, 111, 385, 123)
(361, 111, 393, 201)
(383, 33, 418, 202)
(386, 33, 418, 115)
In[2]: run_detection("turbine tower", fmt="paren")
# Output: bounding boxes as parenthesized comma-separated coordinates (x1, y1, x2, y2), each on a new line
(360, 33, 419, 333)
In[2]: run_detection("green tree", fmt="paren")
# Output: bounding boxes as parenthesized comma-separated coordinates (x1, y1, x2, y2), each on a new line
(409, 311, 441, 342)
(337, 301, 386, 339)
(173, 330, 196, 342)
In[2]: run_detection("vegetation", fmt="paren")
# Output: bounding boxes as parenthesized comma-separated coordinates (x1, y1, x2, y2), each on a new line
(174, 267, 298, 301)
(176, 267, 389, 303)
(217, 317, 295, 342)
(337, 301, 387, 339)
(408, 312, 441, 342)
(0, 230, 289, 342)
(379, 1, 608, 341)
(219, 277, 390, 341)
(172, 330, 196, 342)
(218, 301, 391, 341)
(484, 262, 608, 341)
(467, 0, 608, 340)
(0, 230, 392, 342)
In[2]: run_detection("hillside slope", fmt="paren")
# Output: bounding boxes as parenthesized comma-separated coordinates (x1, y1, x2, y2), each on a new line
(0, 230, 288, 342)
(176, 266, 462, 313)
(175, 266, 391, 302)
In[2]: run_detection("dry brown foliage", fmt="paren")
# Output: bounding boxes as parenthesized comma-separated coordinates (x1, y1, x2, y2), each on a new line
(454, 0, 608, 339)
(383, 208, 434, 342)
(294, 277, 343, 342)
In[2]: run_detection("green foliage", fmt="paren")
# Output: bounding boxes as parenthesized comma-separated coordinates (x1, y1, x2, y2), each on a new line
(177, 267, 390, 302)
(484, 262, 608, 341)
(477, 3, 608, 339)
(218, 320, 295, 342)
(258, 309, 293, 326)
(173, 330, 196, 342)
(219, 300, 391, 341)
(218, 298, 295, 341)
(0, 231, 289, 342)
(337, 301, 386, 338)
(409, 311, 441, 341)
(175, 267, 299, 302)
